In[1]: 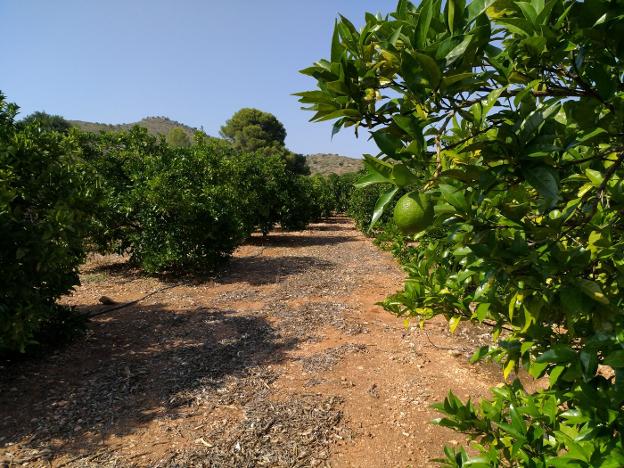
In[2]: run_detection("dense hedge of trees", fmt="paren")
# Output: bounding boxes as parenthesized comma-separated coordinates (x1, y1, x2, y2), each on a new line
(0, 96, 98, 352)
(301, 0, 624, 465)
(0, 96, 354, 353)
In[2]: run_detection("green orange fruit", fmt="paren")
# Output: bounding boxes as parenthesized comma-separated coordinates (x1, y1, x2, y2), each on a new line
(393, 191, 434, 235)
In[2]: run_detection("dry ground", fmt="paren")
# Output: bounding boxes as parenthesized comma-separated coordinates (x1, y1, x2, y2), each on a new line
(0, 217, 499, 467)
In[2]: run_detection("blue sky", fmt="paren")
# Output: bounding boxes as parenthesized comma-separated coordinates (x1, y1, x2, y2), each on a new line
(1, 0, 398, 157)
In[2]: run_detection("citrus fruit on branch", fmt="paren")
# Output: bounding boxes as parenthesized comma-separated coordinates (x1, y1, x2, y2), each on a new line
(393, 192, 434, 235)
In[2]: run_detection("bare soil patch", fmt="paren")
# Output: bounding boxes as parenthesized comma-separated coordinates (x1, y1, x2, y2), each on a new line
(0, 216, 499, 467)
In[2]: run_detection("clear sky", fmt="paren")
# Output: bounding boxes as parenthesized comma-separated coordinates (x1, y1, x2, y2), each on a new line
(1, 0, 398, 157)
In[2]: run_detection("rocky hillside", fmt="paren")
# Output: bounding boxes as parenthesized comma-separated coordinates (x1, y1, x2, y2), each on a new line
(305, 153, 363, 175)
(69, 116, 198, 138)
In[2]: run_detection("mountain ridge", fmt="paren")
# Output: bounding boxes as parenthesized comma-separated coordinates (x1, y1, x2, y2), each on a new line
(69, 116, 198, 138)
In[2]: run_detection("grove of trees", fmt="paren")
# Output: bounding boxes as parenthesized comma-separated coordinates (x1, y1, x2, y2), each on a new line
(299, 0, 624, 465)
(0, 98, 352, 354)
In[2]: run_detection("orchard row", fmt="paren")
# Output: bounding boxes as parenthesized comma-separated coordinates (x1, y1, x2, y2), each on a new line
(0, 96, 355, 353)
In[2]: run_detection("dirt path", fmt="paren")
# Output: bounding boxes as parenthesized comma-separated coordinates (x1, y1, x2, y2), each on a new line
(0, 217, 497, 467)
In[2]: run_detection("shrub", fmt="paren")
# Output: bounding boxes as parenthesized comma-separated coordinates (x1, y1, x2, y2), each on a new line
(0, 94, 97, 352)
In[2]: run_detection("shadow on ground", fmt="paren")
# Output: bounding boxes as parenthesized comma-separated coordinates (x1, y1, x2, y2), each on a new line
(220, 255, 335, 286)
(246, 234, 357, 248)
(306, 224, 354, 232)
(0, 303, 297, 460)
(83, 232, 352, 285)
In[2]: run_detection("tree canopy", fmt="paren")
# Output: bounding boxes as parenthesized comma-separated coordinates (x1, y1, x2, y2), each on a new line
(299, 0, 624, 465)
(18, 111, 71, 133)
(220, 107, 287, 152)
(1, 96, 97, 352)
(166, 126, 191, 148)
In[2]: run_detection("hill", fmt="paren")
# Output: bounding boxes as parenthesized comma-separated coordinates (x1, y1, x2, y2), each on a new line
(305, 153, 363, 175)
(69, 116, 198, 138)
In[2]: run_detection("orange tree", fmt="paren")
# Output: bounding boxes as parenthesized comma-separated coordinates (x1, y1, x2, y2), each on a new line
(80, 128, 328, 273)
(298, 0, 624, 465)
(0, 94, 98, 352)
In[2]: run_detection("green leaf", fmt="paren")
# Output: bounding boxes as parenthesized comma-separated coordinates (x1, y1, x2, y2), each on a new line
(393, 114, 423, 139)
(311, 108, 360, 122)
(445, 35, 474, 67)
(331, 19, 345, 62)
(467, 0, 497, 22)
(576, 127, 608, 145)
(412, 52, 442, 87)
(517, 102, 561, 144)
(508, 291, 521, 321)
(370, 186, 399, 230)
(372, 130, 402, 157)
(463, 459, 494, 468)
(445, 0, 466, 34)
(603, 350, 624, 368)
(509, 404, 526, 435)
(439, 184, 468, 211)
(522, 165, 560, 209)
(579, 350, 598, 379)
(396, 0, 409, 19)
(585, 168, 604, 187)
(354, 171, 391, 188)
(475, 303, 490, 321)
(560, 286, 593, 316)
(577, 279, 609, 305)
(470, 345, 490, 363)
(552, 430, 590, 462)
(449, 315, 461, 333)
(293, 90, 335, 104)
(495, 420, 525, 440)
(338, 14, 357, 35)
(536, 345, 576, 364)
(521, 341, 534, 355)
(363, 154, 393, 178)
(497, 18, 534, 36)
(483, 87, 507, 115)
(415, 0, 433, 48)
(529, 360, 549, 378)
(549, 365, 566, 386)
(403, 139, 424, 156)
(503, 359, 516, 379)
(389, 25, 403, 47)
(516, 2, 538, 24)
(441, 72, 475, 88)
(391, 163, 420, 187)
